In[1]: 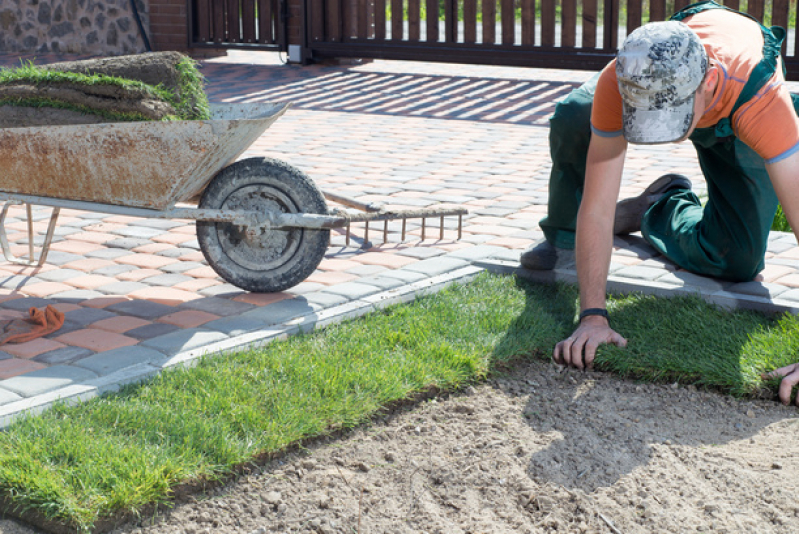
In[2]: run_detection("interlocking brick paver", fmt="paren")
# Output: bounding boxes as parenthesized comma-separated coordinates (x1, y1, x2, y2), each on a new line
(3, 339, 67, 359)
(74, 346, 167, 376)
(0, 365, 98, 397)
(54, 329, 138, 352)
(158, 310, 220, 328)
(91, 316, 152, 333)
(0, 358, 46, 380)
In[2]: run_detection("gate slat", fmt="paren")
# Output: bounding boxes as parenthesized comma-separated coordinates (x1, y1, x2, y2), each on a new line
(376, 0, 387, 39)
(212, 1, 225, 42)
(464, 0, 477, 43)
(342, 0, 354, 39)
(445, 0, 455, 42)
(227, 0, 240, 42)
(561, 0, 577, 47)
(392, 0, 403, 39)
(723, 0, 740, 10)
(673, 0, 690, 13)
(541, 0, 556, 46)
(329, 0, 343, 41)
(308, 0, 323, 42)
(582, 0, 596, 47)
(195, 0, 211, 42)
(627, 0, 642, 33)
(409, 0, 421, 40)
(242, 0, 256, 43)
(649, 0, 666, 21)
(747, 0, 765, 22)
(483, 0, 496, 44)
(521, 0, 534, 45)
(773, 0, 789, 55)
(501, 0, 514, 44)
(426, 0, 439, 41)
(603, 0, 618, 49)
(358, 0, 369, 37)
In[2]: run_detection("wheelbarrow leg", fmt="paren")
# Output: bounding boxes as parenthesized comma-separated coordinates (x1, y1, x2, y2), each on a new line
(0, 202, 60, 267)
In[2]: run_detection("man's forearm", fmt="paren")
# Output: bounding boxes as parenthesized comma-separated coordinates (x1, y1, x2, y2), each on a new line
(575, 210, 614, 311)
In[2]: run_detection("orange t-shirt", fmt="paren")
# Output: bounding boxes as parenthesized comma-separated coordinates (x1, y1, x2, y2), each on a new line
(591, 9, 799, 163)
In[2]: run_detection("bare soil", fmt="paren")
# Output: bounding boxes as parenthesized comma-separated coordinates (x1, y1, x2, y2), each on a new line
(2, 359, 798, 534)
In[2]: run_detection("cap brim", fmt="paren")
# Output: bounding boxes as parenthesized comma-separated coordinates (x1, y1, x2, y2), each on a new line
(621, 99, 695, 144)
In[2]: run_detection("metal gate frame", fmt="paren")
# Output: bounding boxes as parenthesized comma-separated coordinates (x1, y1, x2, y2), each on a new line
(188, 0, 287, 51)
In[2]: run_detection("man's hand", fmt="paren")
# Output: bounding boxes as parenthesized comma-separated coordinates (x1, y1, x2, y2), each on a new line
(553, 316, 627, 370)
(763, 363, 799, 406)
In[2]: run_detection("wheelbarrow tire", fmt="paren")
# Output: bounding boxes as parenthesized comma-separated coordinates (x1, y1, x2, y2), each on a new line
(197, 157, 329, 293)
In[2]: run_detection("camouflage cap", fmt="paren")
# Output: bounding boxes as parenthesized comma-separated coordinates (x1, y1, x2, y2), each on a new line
(616, 21, 708, 144)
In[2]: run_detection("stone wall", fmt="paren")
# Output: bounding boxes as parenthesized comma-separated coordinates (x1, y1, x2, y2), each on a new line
(0, 0, 151, 56)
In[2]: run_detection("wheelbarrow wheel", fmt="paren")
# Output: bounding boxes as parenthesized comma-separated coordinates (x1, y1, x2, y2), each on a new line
(197, 157, 330, 292)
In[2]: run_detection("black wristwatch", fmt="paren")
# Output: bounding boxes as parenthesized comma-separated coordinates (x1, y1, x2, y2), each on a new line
(579, 308, 609, 322)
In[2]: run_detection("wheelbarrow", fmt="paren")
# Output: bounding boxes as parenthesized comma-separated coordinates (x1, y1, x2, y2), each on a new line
(0, 103, 468, 292)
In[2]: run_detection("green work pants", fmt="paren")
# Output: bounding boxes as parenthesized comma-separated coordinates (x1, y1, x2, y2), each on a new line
(539, 78, 799, 282)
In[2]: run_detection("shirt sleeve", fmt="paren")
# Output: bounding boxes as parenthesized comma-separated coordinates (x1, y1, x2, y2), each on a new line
(590, 61, 625, 138)
(734, 80, 799, 163)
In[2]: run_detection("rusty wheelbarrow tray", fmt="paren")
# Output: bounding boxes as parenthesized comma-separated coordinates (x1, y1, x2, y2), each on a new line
(0, 103, 467, 292)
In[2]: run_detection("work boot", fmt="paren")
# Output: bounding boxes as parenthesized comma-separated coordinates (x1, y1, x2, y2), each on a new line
(520, 239, 575, 270)
(614, 174, 693, 235)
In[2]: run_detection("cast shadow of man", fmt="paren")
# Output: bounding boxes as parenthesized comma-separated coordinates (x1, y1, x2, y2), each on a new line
(492, 275, 794, 494)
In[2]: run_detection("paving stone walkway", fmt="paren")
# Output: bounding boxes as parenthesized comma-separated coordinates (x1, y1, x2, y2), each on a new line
(0, 51, 797, 426)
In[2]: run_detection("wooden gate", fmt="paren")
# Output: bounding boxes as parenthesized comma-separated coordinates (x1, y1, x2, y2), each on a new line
(301, 0, 799, 78)
(189, 0, 285, 50)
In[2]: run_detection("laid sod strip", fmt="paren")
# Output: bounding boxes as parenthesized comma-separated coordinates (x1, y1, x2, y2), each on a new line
(0, 272, 796, 532)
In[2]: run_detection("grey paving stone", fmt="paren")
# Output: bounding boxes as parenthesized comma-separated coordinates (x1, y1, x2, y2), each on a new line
(319, 282, 382, 299)
(0, 387, 23, 405)
(64, 307, 116, 327)
(472, 208, 517, 217)
(445, 245, 508, 261)
(402, 257, 470, 277)
(300, 291, 352, 308)
(97, 281, 151, 294)
(33, 346, 94, 365)
(614, 265, 671, 281)
(285, 281, 327, 295)
(2, 297, 55, 311)
(125, 323, 182, 340)
(238, 298, 318, 325)
(36, 268, 86, 282)
(130, 219, 186, 229)
(41, 251, 84, 265)
(182, 238, 200, 250)
(198, 283, 247, 298)
(92, 264, 139, 277)
(51, 321, 87, 337)
(396, 247, 446, 259)
(85, 248, 134, 260)
(203, 315, 276, 336)
(48, 289, 106, 302)
(0, 274, 43, 288)
(140, 274, 194, 286)
(0, 365, 98, 397)
(727, 281, 789, 299)
(110, 226, 168, 239)
(356, 275, 407, 290)
(0, 351, 12, 361)
(106, 238, 151, 250)
(74, 346, 168, 376)
(777, 288, 799, 303)
(160, 260, 204, 273)
(106, 299, 175, 319)
(182, 297, 255, 317)
(654, 271, 733, 292)
(140, 328, 229, 355)
(51, 226, 81, 237)
(343, 264, 387, 277)
(377, 269, 429, 284)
